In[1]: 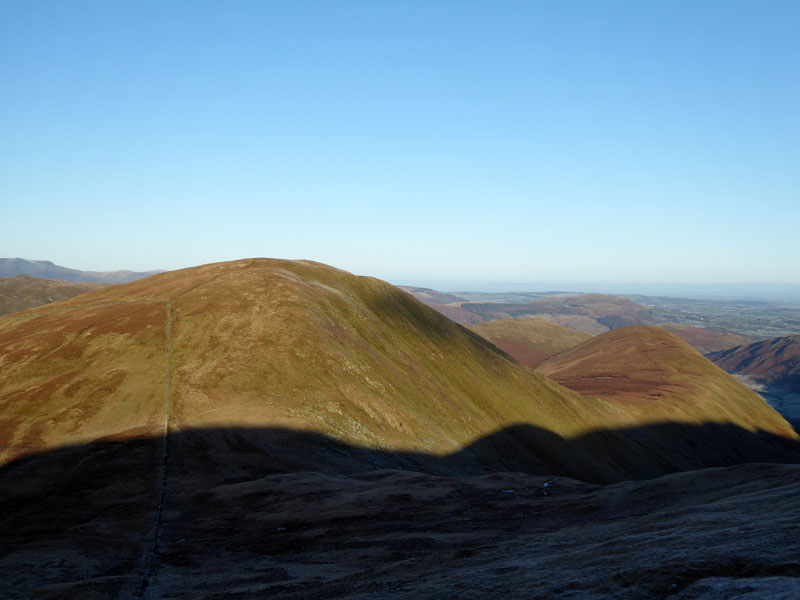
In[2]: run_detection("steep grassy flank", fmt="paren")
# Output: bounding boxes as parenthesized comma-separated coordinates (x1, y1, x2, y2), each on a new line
(658, 323, 750, 354)
(708, 334, 800, 390)
(0, 275, 107, 316)
(468, 317, 591, 366)
(537, 326, 796, 436)
(1, 260, 798, 482)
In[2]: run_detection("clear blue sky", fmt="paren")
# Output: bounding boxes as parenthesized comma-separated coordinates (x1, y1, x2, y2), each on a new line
(2, 1, 799, 289)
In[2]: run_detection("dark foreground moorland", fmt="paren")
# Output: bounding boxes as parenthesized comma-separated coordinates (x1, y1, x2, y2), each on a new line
(2, 426, 800, 600)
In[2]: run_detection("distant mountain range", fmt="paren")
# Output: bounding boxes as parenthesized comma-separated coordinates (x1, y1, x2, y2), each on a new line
(0, 258, 164, 283)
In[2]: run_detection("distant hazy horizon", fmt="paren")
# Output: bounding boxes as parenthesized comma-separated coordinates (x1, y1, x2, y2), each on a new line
(6, 255, 800, 302)
(395, 279, 800, 301)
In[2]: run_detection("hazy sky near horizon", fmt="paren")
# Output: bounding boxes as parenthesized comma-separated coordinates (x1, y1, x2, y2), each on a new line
(2, 1, 799, 287)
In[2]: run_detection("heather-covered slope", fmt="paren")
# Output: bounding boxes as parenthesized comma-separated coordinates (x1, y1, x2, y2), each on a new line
(1, 260, 798, 483)
(0, 274, 107, 316)
(468, 317, 591, 366)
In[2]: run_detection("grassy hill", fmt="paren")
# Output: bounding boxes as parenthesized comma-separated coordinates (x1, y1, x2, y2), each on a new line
(0, 274, 107, 316)
(1, 259, 798, 483)
(468, 317, 591, 366)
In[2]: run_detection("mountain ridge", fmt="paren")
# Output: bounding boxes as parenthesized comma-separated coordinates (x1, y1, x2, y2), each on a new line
(0, 257, 164, 283)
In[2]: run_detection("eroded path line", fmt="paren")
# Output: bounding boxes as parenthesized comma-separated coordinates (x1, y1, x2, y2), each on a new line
(134, 299, 173, 599)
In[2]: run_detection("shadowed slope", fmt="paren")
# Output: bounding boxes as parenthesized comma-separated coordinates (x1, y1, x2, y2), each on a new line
(0, 274, 108, 316)
(708, 334, 800, 391)
(537, 326, 798, 439)
(468, 317, 591, 366)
